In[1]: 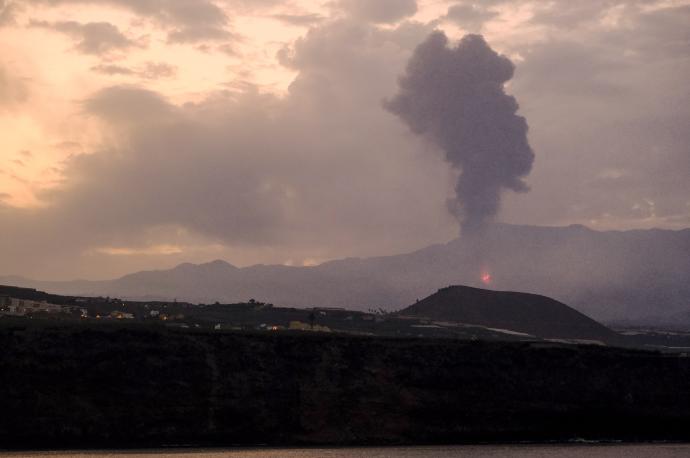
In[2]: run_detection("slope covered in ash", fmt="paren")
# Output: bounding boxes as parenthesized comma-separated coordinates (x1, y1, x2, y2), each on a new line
(400, 285, 617, 341)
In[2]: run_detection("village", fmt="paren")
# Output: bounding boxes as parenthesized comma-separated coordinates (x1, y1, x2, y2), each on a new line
(0, 289, 336, 332)
(0, 295, 87, 318)
(0, 284, 396, 333)
(0, 284, 530, 341)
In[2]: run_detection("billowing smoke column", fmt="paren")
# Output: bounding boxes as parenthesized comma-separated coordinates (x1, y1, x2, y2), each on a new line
(385, 32, 534, 234)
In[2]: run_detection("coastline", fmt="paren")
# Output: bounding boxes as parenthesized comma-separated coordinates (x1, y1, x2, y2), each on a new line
(2, 324, 690, 449)
(4, 443, 690, 457)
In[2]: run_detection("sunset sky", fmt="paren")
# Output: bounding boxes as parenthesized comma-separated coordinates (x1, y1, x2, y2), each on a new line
(1, 0, 689, 280)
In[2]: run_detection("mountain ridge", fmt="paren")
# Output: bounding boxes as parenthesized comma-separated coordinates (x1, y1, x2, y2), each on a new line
(2, 223, 689, 324)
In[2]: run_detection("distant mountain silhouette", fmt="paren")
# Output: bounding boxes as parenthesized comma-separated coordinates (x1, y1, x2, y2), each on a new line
(2, 224, 689, 324)
(400, 285, 616, 341)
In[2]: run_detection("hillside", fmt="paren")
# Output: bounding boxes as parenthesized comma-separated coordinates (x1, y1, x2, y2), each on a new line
(400, 286, 616, 341)
(3, 224, 689, 324)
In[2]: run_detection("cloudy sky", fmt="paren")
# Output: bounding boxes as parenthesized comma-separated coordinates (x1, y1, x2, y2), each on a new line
(1, 0, 689, 280)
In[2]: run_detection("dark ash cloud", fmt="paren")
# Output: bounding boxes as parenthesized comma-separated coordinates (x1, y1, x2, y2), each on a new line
(385, 32, 534, 233)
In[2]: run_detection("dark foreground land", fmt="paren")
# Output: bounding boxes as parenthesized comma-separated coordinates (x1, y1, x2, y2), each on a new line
(2, 322, 690, 449)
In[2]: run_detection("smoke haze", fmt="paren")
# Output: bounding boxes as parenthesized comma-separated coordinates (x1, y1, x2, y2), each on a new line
(1, 1, 689, 280)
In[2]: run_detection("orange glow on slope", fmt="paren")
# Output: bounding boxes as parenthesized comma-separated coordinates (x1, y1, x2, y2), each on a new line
(481, 271, 492, 285)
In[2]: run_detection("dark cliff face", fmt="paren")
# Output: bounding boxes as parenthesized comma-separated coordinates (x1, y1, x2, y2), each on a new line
(2, 324, 690, 449)
(400, 285, 616, 341)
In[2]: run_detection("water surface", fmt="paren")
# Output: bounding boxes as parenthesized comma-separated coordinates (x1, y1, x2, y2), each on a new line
(4, 444, 690, 457)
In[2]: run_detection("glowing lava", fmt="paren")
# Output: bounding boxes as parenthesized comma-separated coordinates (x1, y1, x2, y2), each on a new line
(481, 272, 492, 285)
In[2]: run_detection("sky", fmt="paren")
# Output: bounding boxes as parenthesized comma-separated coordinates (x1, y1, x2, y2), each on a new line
(0, 0, 689, 280)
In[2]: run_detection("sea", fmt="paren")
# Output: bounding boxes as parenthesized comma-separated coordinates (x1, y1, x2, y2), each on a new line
(3, 445, 690, 458)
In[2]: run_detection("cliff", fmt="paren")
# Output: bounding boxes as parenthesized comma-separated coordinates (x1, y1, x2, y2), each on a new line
(1, 323, 690, 449)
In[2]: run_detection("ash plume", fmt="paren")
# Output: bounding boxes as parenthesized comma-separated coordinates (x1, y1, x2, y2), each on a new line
(385, 32, 534, 234)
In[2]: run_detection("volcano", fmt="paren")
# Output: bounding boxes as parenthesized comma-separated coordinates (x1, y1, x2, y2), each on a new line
(399, 285, 617, 342)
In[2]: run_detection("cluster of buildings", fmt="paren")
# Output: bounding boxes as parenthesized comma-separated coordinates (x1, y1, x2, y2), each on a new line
(0, 295, 86, 317)
(1, 290, 369, 334)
